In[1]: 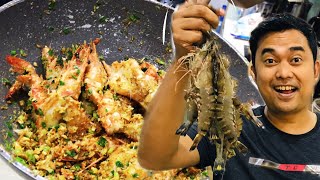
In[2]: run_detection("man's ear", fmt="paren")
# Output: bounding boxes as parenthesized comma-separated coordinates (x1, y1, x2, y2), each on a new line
(315, 60, 320, 83)
(248, 62, 256, 82)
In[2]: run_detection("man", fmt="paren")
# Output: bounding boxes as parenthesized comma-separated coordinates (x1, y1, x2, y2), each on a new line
(138, 1, 320, 180)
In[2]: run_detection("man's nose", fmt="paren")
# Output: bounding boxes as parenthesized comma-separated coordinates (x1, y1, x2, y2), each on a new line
(275, 62, 294, 79)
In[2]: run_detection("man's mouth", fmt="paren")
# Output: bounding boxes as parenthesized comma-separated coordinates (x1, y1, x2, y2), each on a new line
(274, 85, 298, 94)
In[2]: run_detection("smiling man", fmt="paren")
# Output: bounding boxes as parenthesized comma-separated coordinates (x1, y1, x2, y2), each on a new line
(138, 2, 320, 180)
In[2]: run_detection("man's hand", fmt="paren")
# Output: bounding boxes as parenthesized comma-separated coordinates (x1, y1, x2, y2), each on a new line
(172, 0, 225, 59)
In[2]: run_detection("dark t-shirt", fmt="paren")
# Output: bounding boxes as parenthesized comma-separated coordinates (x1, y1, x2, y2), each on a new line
(187, 106, 320, 179)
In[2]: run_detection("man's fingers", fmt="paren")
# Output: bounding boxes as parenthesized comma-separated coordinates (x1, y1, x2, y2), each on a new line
(173, 5, 220, 28)
(176, 18, 211, 33)
(173, 30, 203, 49)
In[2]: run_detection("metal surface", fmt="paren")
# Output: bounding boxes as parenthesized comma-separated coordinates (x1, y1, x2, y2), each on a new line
(0, 0, 263, 179)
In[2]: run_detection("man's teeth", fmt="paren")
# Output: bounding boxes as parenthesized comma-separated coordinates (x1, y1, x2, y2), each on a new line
(275, 86, 295, 91)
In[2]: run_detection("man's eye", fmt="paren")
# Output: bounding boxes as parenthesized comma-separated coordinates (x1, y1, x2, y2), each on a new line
(264, 59, 275, 64)
(292, 57, 302, 63)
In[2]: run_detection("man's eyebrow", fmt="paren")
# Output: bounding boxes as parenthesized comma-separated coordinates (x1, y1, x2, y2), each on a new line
(289, 46, 305, 52)
(261, 48, 274, 56)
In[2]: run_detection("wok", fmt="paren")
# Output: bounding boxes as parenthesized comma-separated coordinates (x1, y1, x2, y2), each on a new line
(0, 0, 263, 179)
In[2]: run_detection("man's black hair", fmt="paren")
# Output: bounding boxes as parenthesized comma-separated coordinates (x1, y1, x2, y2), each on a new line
(249, 13, 318, 67)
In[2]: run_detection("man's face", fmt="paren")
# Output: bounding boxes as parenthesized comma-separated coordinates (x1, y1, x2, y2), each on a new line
(252, 29, 319, 114)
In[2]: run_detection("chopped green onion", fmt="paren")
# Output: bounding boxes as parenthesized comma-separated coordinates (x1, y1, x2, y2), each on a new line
(48, 26, 54, 32)
(7, 131, 13, 138)
(66, 149, 76, 157)
(15, 157, 26, 165)
(113, 94, 119, 101)
(59, 81, 65, 86)
(1, 78, 11, 86)
(48, 0, 56, 10)
(115, 160, 124, 167)
(97, 137, 106, 147)
(92, 112, 99, 119)
(99, 15, 108, 23)
(48, 49, 54, 56)
(156, 58, 166, 65)
(57, 56, 63, 66)
(62, 27, 71, 35)
(10, 50, 17, 56)
(157, 70, 166, 77)
(74, 164, 81, 171)
(36, 108, 44, 116)
(27, 152, 36, 164)
(41, 122, 46, 128)
(20, 49, 27, 57)
(129, 14, 140, 22)
(132, 173, 139, 178)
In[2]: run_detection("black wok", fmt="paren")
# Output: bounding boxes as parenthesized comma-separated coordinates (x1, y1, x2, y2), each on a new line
(0, 0, 263, 179)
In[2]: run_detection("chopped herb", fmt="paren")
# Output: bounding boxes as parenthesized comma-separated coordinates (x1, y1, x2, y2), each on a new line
(72, 75, 77, 80)
(88, 169, 96, 175)
(201, 170, 209, 177)
(47, 169, 55, 175)
(98, 55, 104, 61)
(7, 131, 13, 138)
(43, 146, 51, 152)
(4, 141, 12, 151)
(113, 94, 119, 101)
(115, 160, 124, 167)
(62, 27, 71, 35)
(157, 70, 166, 77)
(15, 157, 26, 165)
(18, 123, 25, 129)
(130, 145, 138, 149)
(93, 4, 99, 12)
(45, 84, 50, 89)
(5, 121, 13, 130)
(29, 121, 36, 131)
(27, 152, 36, 164)
(74, 66, 80, 74)
(99, 15, 108, 23)
(48, 49, 54, 56)
(155, 58, 166, 65)
(88, 89, 93, 94)
(54, 124, 60, 130)
(20, 49, 27, 57)
(129, 14, 140, 22)
(92, 111, 99, 119)
(97, 137, 106, 147)
(48, 26, 54, 32)
(10, 50, 17, 56)
(48, 0, 56, 11)
(66, 50, 73, 61)
(74, 164, 81, 171)
(132, 173, 139, 178)
(57, 56, 63, 66)
(26, 99, 32, 106)
(1, 78, 11, 86)
(105, 108, 108, 112)
(41, 122, 46, 128)
(36, 108, 44, 116)
(59, 81, 65, 86)
(66, 149, 76, 157)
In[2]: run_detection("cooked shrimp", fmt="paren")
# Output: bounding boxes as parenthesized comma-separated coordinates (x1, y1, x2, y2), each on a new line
(105, 59, 159, 109)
